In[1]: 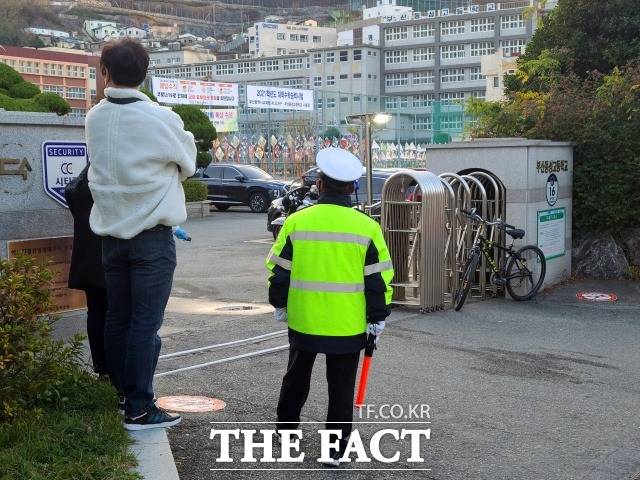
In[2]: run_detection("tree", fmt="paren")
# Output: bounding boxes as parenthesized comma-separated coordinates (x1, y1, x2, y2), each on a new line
(323, 126, 341, 139)
(516, 0, 640, 87)
(172, 105, 217, 168)
(0, 63, 70, 115)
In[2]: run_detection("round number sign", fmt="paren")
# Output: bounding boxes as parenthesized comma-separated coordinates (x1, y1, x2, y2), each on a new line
(546, 173, 558, 206)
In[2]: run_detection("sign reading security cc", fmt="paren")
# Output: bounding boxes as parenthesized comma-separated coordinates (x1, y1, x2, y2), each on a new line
(42, 141, 88, 208)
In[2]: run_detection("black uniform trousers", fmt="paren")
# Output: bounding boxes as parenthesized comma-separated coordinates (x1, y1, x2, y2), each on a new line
(276, 346, 360, 443)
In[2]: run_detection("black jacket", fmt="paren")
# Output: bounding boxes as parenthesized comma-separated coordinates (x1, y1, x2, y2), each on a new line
(64, 164, 106, 291)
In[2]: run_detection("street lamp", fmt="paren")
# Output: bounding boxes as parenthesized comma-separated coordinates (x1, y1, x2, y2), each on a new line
(345, 112, 391, 206)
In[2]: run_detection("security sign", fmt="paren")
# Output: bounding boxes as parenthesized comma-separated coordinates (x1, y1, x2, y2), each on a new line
(42, 141, 88, 208)
(546, 173, 558, 206)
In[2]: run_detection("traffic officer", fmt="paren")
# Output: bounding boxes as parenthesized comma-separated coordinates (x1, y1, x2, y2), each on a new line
(266, 147, 394, 467)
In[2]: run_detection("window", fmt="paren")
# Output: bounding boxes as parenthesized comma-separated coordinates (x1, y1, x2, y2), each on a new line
(316, 98, 323, 108)
(290, 34, 298, 41)
(441, 112, 464, 129)
(501, 14, 524, 30)
(277, 32, 285, 40)
(441, 91, 465, 104)
(204, 166, 223, 179)
(42, 85, 64, 95)
(339, 50, 348, 62)
(441, 20, 465, 36)
(384, 27, 408, 42)
(385, 96, 408, 109)
(469, 90, 486, 100)
(283, 79, 304, 88)
(313, 35, 321, 43)
(353, 73, 362, 79)
(259, 59, 278, 72)
(326, 97, 335, 108)
(313, 52, 322, 64)
(90, 88, 97, 99)
(413, 47, 434, 62)
(471, 18, 495, 32)
(413, 23, 434, 38)
(340, 97, 348, 103)
(66, 87, 86, 99)
(470, 41, 495, 57)
(70, 108, 87, 117)
(195, 65, 212, 77)
(277, 48, 287, 55)
(470, 66, 485, 81)
(283, 57, 303, 70)
(353, 96, 360, 102)
(313, 76, 322, 87)
(440, 68, 465, 83)
(89, 67, 96, 79)
(237, 62, 256, 74)
(413, 94, 434, 108)
(385, 72, 408, 87)
(216, 63, 234, 75)
(300, 35, 308, 42)
(493, 76, 500, 87)
(413, 70, 434, 85)
(326, 52, 335, 63)
(353, 49, 362, 61)
(385, 50, 408, 64)
(413, 115, 432, 130)
(339, 74, 348, 79)
(441, 44, 465, 60)
(500, 39, 526, 56)
(326, 75, 335, 86)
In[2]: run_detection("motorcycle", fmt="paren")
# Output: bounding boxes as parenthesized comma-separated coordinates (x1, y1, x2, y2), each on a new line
(269, 184, 319, 239)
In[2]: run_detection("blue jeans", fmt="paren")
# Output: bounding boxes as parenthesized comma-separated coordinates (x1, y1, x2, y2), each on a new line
(102, 226, 176, 417)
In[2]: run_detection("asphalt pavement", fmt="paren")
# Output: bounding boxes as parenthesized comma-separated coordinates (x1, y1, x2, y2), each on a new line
(56, 209, 640, 480)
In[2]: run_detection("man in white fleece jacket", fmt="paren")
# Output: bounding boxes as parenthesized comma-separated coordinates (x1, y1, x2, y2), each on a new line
(86, 39, 197, 430)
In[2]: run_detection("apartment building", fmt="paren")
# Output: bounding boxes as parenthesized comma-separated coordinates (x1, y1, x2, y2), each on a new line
(248, 21, 337, 57)
(0, 46, 103, 116)
(148, 1, 535, 140)
(149, 48, 216, 67)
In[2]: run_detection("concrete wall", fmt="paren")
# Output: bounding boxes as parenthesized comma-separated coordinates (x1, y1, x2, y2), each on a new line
(425, 138, 574, 287)
(0, 111, 84, 258)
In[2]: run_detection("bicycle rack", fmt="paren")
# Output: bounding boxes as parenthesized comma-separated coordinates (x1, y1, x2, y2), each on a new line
(381, 170, 446, 312)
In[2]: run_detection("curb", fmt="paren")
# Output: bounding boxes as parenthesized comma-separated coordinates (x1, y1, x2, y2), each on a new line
(129, 428, 180, 480)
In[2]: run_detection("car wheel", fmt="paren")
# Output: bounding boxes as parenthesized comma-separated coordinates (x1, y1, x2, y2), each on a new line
(249, 192, 269, 213)
(213, 204, 230, 211)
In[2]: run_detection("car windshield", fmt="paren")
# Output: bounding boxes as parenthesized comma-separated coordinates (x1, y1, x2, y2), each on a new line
(238, 165, 273, 180)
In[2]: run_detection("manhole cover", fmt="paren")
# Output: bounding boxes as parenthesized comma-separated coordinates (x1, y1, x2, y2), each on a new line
(576, 292, 618, 302)
(216, 305, 256, 311)
(156, 395, 226, 413)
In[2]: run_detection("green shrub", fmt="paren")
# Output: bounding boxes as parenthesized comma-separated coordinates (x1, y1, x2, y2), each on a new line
(172, 104, 216, 152)
(139, 86, 157, 102)
(0, 63, 23, 90)
(34, 92, 71, 115)
(323, 126, 341, 139)
(0, 255, 85, 419)
(8, 81, 40, 99)
(182, 179, 208, 202)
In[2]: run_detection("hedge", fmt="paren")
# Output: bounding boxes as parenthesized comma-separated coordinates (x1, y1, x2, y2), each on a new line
(182, 179, 208, 202)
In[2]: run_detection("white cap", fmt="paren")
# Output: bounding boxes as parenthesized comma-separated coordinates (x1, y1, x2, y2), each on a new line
(316, 148, 363, 182)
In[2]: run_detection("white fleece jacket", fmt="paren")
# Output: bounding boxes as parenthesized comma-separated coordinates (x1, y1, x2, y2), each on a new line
(87, 87, 197, 239)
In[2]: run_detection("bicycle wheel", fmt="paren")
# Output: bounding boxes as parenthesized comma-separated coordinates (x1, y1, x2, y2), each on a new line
(505, 246, 546, 301)
(454, 251, 480, 311)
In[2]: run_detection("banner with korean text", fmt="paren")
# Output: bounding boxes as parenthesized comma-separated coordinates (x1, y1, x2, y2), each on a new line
(246, 85, 314, 111)
(152, 77, 238, 107)
(203, 109, 239, 133)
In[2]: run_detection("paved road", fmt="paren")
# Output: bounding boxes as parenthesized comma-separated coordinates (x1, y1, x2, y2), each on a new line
(57, 210, 640, 479)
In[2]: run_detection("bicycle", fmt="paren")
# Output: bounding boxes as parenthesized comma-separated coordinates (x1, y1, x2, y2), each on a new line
(453, 209, 546, 311)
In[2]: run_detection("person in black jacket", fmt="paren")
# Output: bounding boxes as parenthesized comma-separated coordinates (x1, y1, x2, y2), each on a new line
(64, 164, 108, 376)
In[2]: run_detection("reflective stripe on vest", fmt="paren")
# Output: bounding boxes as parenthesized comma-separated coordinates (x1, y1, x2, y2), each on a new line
(267, 252, 292, 270)
(364, 259, 394, 276)
(290, 230, 371, 247)
(290, 280, 364, 293)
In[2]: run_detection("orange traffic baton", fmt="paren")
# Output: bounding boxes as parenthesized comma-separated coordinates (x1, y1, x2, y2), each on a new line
(355, 334, 376, 408)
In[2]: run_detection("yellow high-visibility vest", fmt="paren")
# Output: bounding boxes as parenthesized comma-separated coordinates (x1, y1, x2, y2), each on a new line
(266, 203, 394, 337)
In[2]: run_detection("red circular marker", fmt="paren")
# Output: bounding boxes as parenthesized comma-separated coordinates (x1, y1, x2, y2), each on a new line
(156, 395, 226, 413)
(576, 292, 618, 302)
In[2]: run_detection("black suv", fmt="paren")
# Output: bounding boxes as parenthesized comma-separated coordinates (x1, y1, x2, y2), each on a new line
(194, 164, 288, 212)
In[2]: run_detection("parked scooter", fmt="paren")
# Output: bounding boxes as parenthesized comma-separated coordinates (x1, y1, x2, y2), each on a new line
(270, 185, 319, 239)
